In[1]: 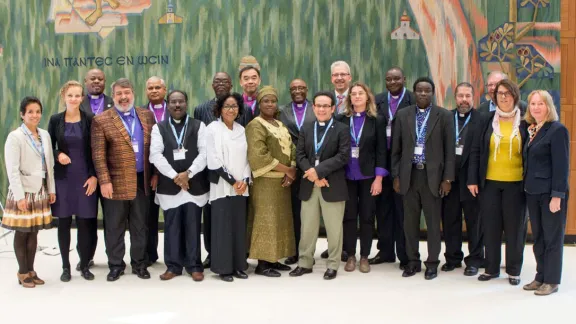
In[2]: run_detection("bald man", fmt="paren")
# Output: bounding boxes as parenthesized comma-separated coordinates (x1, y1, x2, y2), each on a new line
(477, 71, 527, 115)
(80, 69, 114, 117)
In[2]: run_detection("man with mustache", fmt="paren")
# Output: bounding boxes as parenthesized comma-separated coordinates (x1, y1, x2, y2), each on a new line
(239, 66, 261, 125)
(477, 71, 527, 115)
(80, 68, 114, 117)
(143, 76, 167, 266)
(391, 77, 455, 280)
(91, 78, 157, 282)
(441, 82, 484, 276)
(193, 71, 233, 268)
(150, 90, 209, 282)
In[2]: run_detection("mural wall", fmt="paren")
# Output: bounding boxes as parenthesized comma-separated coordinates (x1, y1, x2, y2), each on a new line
(0, 0, 561, 209)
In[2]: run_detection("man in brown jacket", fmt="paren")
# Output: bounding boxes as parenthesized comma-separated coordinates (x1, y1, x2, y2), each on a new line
(92, 78, 157, 281)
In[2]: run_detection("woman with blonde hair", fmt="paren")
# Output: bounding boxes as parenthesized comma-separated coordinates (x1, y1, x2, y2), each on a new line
(336, 82, 387, 273)
(522, 90, 569, 296)
(48, 81, 99, 282)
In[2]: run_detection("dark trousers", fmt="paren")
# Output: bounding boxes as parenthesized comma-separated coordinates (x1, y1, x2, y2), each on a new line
(375, 176, 408, 264)
(343, 178, 375, 257)
(210, 196, 248, 275)
(480, 180, 527, 276)
(527, 193, 567, 284)
(290, 175, 302, 257)
(163, 202, 203, 274)
(146, 192, 160, 263)
(202, 204, 211, 256)
(441, 179, 484, 267)
(57, 217, 98, 270)
(102, 173, 149, 270)
(403, 168, 442, 269)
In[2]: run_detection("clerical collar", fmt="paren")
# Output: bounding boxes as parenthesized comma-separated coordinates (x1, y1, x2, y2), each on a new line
(354, 111, 366, 117)
(173, 118, 182, 124)
(458, 110, 471, 118)
(90, 94, 102, 99)
(295, 103, 304, 108)
(318, 122, 326, 126)
(153, 103, 164, 109)
(116, 106, 134, 116)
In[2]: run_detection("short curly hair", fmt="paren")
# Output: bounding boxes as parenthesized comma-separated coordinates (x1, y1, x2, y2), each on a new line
(213, 92, 245, 119)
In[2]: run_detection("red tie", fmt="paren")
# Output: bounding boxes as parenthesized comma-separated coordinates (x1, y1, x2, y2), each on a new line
(336, 95, 345, 113)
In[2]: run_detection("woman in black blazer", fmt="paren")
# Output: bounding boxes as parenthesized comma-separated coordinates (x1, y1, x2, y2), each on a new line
(336, 82, 387, 273)
(467, 79, 528, 285)
(47, 81, 99, 282)
(522, 90, 569, 296)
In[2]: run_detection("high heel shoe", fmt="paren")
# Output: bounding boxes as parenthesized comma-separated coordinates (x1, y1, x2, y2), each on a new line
(17, 272, 35, 288)
(29, 271, 45, 285)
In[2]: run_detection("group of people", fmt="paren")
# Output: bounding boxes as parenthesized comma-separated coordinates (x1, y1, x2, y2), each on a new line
(1, 59, 569, 296)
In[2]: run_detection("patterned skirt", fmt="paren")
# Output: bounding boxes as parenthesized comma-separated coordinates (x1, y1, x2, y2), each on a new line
(1, 183, 53, 232)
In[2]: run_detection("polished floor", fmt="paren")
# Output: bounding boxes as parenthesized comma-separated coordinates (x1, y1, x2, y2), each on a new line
(0, 229, 574, 324)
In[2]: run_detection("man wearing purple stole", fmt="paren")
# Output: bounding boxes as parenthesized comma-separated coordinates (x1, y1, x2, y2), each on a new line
(80, 69, 114, 117)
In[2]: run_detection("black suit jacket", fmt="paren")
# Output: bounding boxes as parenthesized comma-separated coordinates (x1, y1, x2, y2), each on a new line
(453, 109, 485, 200)
(467, 111, 529, 189)
(80, 94, 114, 117)
(391, 105, 456, 197)
(523, 121, 569, 198)
(279, 100, 316, 145)
(242, 102, 260, 126)
(47, 110, 96, 180)
(477, 100, 527, 116)
(335, 113, 388, 177)
(296, 119, 350, 202)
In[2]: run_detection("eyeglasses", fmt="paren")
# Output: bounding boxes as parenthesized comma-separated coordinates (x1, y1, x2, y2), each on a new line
(290, 86, 307, 92)
(331, 73, 350, 78)
(213, 79, 231, 85)
(315, 104, 333, 109)
(497, 91, 511, 98)
(223, 105, 239, 110)
(485, 83, 497, 89)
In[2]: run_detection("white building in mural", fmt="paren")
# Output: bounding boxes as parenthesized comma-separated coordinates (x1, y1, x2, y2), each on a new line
(391, 11, 420, 40)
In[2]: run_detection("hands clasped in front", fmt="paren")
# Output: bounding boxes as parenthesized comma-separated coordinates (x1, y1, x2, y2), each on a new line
(303, 167, 329, 188)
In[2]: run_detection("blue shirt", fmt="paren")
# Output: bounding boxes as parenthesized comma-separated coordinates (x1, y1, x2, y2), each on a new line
(412, 107, 431, 164)
(117, 107, 145, 172)
(489, 100, 496, 112)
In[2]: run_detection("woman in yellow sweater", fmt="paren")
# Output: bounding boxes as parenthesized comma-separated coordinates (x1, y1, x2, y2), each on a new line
(467, 79, 528, 286)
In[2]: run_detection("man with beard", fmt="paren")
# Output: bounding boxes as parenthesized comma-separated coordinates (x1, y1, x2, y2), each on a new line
(279, 79, 316, 265)
(370, 67, 415, 269)
(440, 82, 484, 276)
(391, 77, 455, 280)
(80, 68, 114, 117)
(143, 76, 167, 266)
(193, 72, 233, 268)
(91, 78, 157, 281)
(239, 66, 261, 124)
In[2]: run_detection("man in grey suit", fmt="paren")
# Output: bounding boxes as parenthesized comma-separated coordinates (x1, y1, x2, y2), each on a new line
(80, 68, 114, 117)
(477, 71, 527, 115)
(391, 77, 455, 280)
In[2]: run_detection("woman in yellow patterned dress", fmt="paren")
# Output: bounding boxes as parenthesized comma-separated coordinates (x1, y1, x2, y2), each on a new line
(246, 86, 297, 277)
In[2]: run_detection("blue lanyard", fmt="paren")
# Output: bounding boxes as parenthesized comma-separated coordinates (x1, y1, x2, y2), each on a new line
(292, 102, 308, 131)
(387, 88, 406, 121)
(250, 101, 257, 114)
(415, 108, 431, 142)
(21, 124, 45, 165)
(314, 118, 334, 154)
(454, 112, 471, 144)
(170, 117, 189, 149)
(350, 114, 366, 147)
(117, 109, 137, 140)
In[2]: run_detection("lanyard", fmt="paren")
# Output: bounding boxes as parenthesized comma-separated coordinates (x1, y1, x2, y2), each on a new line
(415, 108, 431, 143)
(93, 98, 104, 115)
(292, 102, 308, 131)
(149, 102, 166, 123)
(349, 114, 366, 147)
(250, 101, 257, 114)
(314, 118, 334, 154)
(387, 87, 406, 122)
(170, 117, 189, 149)
(454, 112, 471, 144)
(118, 109, 137, 140)
(21, 124, 46, 165)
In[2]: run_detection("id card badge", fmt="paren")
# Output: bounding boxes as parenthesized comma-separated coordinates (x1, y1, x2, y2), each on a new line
(351, 146, 360, 158)
(173, 149, 186, 161)
(41, 171, 46, 179)
(131, 140, 139, 153)
(456, 145, 464, 156)
(386, 125, 392, 137)
(315, 159, 320, 166)
(414, 144, 424, 155)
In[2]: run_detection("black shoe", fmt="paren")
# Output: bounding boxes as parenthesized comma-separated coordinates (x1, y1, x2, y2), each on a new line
(271, 262, 292, 271)
(202, 255, 211, 269)
(76, 260, 95, 272)
(60, 268, 71, 282)
(323, 269, 337, 280)
(425, 268, 438, 280)
(399, 263, 408, 271)
(441, 263, 462, 272)
(478, 273, 500, 281)
(320, 249, 329, 259)
(81, 269, 95, 281)
(341, 251, 349, 262)
(464, 266, 479, 276)
(255, 266, 281, 277)
(289, 266, 313, 277)
(220, 274, 234, 282)
(107, 269, 124, 282)
(132, 268, 151, 279)
(233, 270, 248, 279)
(509, 277, 521, 286)
(368, 253, 396, 265)
(284, 255, 298, 265)
(402, 265, 421, 277)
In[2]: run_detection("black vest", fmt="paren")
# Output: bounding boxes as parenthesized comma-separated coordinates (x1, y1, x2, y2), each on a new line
(156, 117, 209, 196)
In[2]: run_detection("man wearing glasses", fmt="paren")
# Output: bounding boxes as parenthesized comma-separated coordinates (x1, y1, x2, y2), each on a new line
(477, 71, 527, 115)
(330, 61, 353, 115)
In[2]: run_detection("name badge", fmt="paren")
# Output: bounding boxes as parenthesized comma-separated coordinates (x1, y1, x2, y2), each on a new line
(131, 140, 139, 153)
(456, 145, 464, 156)
(315, 159, 320, 166)
(173, 149, 186, 161)
(41, 171, 46, 179)
(414, 144, 424, 155)
(386, 125, 392, 137)
(351, 146, 360, 158)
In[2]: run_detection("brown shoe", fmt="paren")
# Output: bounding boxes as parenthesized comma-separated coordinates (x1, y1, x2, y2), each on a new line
(344, 255, 357, 272)
(191, 272, 204, 282)
(29, 271, 45, 285)
(359, 257, 370, 273)
(159, 271, 180, 281)
(523, 280, 542, 291)
(535, 284, 559, 296)
(17, 272, 35, 288)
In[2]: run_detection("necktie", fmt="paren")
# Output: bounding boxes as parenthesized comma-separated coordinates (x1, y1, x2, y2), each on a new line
(336, 95, 345, 113)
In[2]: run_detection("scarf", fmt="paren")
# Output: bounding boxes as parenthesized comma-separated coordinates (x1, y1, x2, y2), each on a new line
(491, 106, 521, 161)
(527, 122, 545, 143)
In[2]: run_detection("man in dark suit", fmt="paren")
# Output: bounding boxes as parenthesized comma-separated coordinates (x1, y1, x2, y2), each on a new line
(391, 77, 455, 280)
(279, 78, 316, 265)
(370, 67, 415, 268)
(289, 91, 350, 280)
(477, 71, 527, 115)
(441, 82, 484, 276)
(192, 71, 233, 269)
(80, 68, 114, 117)
(238, 66, 261, 125)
